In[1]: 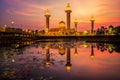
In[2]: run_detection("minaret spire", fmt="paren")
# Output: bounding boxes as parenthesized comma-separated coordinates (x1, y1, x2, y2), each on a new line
(90, 15, 95, 34)
(74, 18, 78, 32)
(65, 3, 72, 30)
(45, 9, 51, 33)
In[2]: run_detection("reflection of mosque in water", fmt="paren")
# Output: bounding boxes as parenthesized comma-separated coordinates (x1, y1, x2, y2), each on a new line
(96, 42, 120, 53)
(41, 42, 120, 72)
(0, 42, 120, 79)
(44, 43, 72, 72)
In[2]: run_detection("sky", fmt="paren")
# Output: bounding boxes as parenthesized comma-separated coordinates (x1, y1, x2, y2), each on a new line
(0, 0, 120, 31)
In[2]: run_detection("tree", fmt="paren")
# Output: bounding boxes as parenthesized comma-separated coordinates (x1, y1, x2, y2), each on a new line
(113, 26, 120, 35)
(108, 25, 114, 34)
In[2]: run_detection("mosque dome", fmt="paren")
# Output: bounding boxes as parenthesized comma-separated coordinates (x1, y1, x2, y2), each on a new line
(59, 21, 65, 24)
(59, 21, 66, 29)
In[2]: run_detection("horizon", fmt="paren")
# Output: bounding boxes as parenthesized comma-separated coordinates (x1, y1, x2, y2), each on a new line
(0, 0, 120, 31)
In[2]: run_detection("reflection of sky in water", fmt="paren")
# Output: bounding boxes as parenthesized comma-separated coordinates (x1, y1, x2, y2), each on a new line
(0, 42, 120, 80)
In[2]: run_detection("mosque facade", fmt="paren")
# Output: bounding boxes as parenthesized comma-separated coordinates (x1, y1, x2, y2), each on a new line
(44, 3, 95, 36)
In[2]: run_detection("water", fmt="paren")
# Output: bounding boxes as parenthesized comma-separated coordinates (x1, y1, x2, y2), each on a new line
(0, 41, 120, 80)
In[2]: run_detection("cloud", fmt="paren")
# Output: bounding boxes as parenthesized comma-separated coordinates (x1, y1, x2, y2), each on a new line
(2, 0, 120, 30)
(5, 0, 52, 17)
(28, 3, 52, 10)
(6, 8, 39, 17)
(96, 0, 120, 16)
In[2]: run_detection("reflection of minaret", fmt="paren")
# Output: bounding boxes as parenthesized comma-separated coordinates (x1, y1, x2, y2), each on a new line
(91, 43, 95, 60)
(65, 48, 72, 72)
(90, 16, 95, 34)
(74, 47, 78, 57)
(45, 45, 50, 67)
(45, 9, 51, 33)
(65, 3, 72, 30)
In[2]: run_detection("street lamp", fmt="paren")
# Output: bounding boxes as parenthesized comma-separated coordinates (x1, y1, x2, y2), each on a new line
(11, 21, 15, 27)
(4, 24, 7, 27)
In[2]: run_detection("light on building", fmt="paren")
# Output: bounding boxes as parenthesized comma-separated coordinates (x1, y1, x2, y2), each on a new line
(83, 30, 89, 35)
(45, 28, 49, 33)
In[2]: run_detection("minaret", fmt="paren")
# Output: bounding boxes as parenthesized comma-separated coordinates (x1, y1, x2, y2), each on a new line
(90, 16, 95, 34)
(65, 3, 72, 30)
(65, 48, 72, 72)
(45, 9, 51, 33)
(74, 18, 78, 32)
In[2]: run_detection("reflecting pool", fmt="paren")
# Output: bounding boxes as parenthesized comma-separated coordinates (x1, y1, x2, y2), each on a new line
(0, 41, 120, 80)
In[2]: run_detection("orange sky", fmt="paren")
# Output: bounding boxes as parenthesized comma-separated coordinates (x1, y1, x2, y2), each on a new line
(0, 0, 120, 31)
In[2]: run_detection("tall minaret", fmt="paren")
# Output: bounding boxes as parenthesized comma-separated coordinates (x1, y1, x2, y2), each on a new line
(90, 16, 95, 34)
(65, 3, 72, 30)
(65, 48, 72, 72)
(45, 9, 51, 33)
(74, 18, 78, 32)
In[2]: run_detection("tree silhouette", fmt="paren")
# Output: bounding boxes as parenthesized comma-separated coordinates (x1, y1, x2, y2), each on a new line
(113, 26, 120, 35)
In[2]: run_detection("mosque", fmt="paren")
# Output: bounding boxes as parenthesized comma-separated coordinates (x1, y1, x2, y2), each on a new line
(44, 3, 95, 36)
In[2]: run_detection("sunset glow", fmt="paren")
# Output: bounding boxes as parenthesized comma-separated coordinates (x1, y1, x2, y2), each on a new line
(0, 0, 120, 31)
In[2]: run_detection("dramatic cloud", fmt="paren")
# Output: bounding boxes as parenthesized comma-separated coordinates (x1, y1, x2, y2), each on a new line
(0, 0, 120, 31)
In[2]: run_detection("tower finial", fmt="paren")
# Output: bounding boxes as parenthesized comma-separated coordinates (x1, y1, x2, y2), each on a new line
(45, 9, 50, 15)
(91, 15, 95, 21)
(66, 3, 71, 10)
(74, 18, 78, 23)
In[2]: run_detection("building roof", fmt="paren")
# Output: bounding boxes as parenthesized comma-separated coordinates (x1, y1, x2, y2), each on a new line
(49, 28, 61, 32)
(59, 21, 65, 24)
(48, 27, 70, 32)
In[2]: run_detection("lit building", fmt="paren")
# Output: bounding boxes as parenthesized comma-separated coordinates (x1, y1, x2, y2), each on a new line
(44, 4, 75, 36)
(45, 20, 75, 36)
(74, 18, 78, 32)
(90, 16, 95, 34)
(43, 3, 95, 36)
(45, 9, 51, 33)
(65, 3, 72, 30)
(48, 21, 67, 35)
